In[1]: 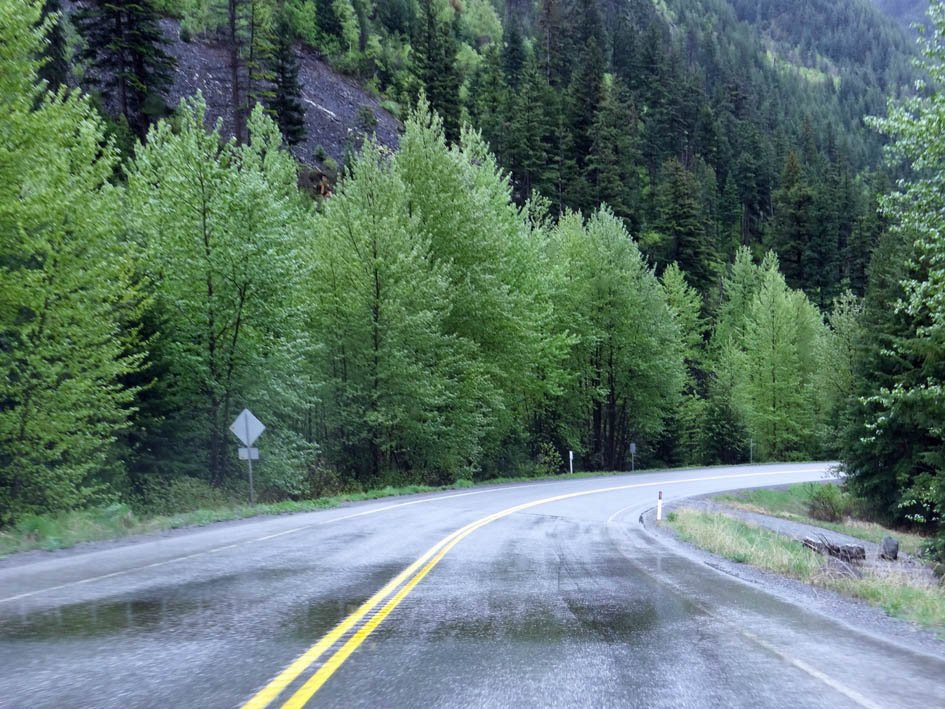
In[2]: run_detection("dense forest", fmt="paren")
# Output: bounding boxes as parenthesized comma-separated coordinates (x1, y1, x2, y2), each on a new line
(1, 0, 944, 560)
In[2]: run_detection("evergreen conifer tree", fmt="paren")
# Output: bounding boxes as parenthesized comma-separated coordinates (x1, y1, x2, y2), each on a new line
(38, 0, 69, 90)
(414, 1, 460, 142)
(316, 0, 342, 41)
(502, 19, 525, 89)
(655, 159, 717, 296)
(769, 151, 816, 293)
(75, 0, 175, 139)
(584, 80, 644, 230)
(267, 11, 306, 145)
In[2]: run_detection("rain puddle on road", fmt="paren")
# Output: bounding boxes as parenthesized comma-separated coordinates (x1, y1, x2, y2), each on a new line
(0, 568, 299, 641)
(278, 562, 409, 641)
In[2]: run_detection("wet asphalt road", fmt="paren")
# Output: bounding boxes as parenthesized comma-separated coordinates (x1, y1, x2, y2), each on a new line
(1, 463, 944, 708)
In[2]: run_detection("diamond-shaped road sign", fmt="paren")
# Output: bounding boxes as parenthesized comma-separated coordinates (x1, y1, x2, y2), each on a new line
(230, 408, 265, 446)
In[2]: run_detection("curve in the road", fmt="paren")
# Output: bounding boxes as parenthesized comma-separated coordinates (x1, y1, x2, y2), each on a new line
(0, 486, 539, 606)
(246, 467, 822, 709)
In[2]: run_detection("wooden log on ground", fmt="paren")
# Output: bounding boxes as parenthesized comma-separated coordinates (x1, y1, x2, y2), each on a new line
(801, 536, 865, 563)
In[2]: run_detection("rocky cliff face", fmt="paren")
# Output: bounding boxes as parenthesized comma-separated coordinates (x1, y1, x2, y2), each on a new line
(160, 19, 400, 165)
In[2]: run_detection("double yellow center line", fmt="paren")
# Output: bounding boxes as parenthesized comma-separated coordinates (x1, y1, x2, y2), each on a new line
(243, 468, 817, 708)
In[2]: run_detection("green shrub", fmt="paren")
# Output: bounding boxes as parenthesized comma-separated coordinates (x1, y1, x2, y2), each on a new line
(307, 463, 354, 499)
(357, 105, 378, 133)
(91, 503, 137, 529)
(136, 476, 233, 515)
(380, 99, 402, 119)
(536, 442, 564, 476)
(15, 513, 59, 542)
(806, 483, 851, 522)
(323, 156, 339, 176)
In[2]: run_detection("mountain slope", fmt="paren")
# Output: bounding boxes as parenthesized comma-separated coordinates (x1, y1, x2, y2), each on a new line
(161, 18, 399, 165)
(873, 0, 931, 30)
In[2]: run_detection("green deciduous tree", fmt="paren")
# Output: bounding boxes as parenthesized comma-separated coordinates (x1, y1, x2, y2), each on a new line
(0, 0, 142, 523)
(394, 102, 569, 474)
(719, 253, 827, 460)
(308, 142, 480, 480)
(546, 209, 686, 470)
(656, 263, 707, 465)
(308, 102, 569, 480)
(127, 96, 312, 492)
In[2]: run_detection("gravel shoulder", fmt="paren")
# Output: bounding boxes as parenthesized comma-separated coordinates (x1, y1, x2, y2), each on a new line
(641, 493, 945, 660)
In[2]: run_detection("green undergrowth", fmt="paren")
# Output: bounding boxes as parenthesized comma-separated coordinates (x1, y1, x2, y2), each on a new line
(666, 508, 945, 632)
(716, 483, 929, 556)
(0, 467, 669, 558)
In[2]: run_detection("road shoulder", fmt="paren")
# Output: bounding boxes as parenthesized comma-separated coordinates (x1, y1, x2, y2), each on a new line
(641, 494, 945, 661)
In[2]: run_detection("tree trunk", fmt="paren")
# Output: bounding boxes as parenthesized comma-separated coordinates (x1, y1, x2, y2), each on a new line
(228, 0, 245, 142)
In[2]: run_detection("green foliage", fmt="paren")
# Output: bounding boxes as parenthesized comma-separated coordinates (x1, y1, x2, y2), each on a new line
(713, 249, 830, 460)
(127, 96, 313, 491)
(0, 0, 143, 525)
(805, 482, 852, 522)
(846, 2, 945, 543)
(545, 209, 686, 470)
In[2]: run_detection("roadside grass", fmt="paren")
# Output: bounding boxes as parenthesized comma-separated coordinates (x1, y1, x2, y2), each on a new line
(716, 484, 928, 556)
(0, 466, 672, 558)
(666, 508, 824, 578)
(666, 508, 945, 632)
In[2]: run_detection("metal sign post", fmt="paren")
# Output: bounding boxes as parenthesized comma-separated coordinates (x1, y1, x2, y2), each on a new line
(230, 408, 265, 505)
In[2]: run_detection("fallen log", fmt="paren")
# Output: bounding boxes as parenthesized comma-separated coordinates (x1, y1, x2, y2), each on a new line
(802, 536, 865, 563)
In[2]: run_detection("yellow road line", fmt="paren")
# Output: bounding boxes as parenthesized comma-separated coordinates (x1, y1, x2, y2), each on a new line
(282, 510, 505, 707)
(244, 467, 823, 708)
(243, 504, 524, 709)
(241, 522, 469, 709)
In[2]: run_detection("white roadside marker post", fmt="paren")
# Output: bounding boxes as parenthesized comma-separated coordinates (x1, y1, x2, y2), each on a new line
(569, 450, 574, 475)
(657, 490, 663, 521)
